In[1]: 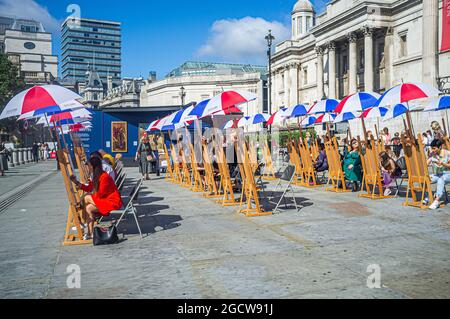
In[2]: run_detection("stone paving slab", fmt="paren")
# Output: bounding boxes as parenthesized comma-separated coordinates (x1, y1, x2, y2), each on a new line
(0, 166, 449, 299)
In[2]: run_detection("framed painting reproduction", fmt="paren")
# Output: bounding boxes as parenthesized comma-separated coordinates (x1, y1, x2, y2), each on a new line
(111, 121, 128, 153)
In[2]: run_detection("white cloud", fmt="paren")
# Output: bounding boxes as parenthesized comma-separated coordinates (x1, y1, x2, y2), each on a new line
(197, 16, 290, 64)
(0, 0, 60, 33)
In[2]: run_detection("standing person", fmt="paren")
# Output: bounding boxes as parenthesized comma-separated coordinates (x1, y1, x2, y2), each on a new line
(70, 156, 123, 240)
(135, 135, 152, 180)
(431, 121, 445, 141)
(427, 139, 450, 210)
(32, 142, 39, 163)
(0, 142, 6, 176)
(45, 144, 50, 160)
(150, 134, 160, 177)
(343, 139, 362, 192)
(382, 127, 391, 145)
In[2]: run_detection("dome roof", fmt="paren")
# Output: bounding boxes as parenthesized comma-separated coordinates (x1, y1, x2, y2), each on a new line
(292, 0, 314, 13)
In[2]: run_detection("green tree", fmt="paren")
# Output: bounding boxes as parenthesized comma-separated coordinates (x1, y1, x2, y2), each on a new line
(0, 53, 25, 138)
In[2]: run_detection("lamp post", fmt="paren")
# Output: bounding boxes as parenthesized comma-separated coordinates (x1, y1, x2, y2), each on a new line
(179, 86, 186, 109)
(265, 29, 275, 133)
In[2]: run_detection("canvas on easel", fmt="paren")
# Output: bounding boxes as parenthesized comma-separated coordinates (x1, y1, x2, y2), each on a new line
(324, 137, 350, 192)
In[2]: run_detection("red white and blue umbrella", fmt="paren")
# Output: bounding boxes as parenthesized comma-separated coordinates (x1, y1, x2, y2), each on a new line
(423, 96, 450, 112)
(222, 120, 236, 130)
(334, 112, 359, 123)
(36, 109, 92, 126)
(267, 108, 288, 125)
(334, 92, 380, 113)
(377, 82, 441, 107)
(237, 116, 250, 128)
(314, 113, 336, 124)
(383, 103, 409, 121)
(189, 90, 256, 118)
(161, 106, 198, 131)
(307, 99, 340, 114)
(247, 113, 270, 125)
(284, 104, 309, 118)
(0, 85, 82, 120)
(146, 115, 171, 132)
(300, 115, 318, 127)
(360, 107, 389, 119)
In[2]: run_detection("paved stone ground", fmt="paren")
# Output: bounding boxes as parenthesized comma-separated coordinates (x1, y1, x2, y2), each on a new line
(0, 163, 449, 299)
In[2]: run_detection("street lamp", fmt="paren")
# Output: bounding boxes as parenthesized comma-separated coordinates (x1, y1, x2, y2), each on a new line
(265, 29, 275, 133)
(179, 86, 186, 109)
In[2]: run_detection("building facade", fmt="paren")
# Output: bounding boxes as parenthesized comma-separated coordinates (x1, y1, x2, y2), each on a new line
(61, 17, 121, 84)
(0, 16, 58, 85)
(140, 62, 268, 126)
(271, 0, 449, 136)
(99, 76, 144, 108)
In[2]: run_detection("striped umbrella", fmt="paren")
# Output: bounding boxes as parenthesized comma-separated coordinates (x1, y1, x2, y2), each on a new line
(300, 115, 318, 127)
(334, 112, 359, 123)
(383, 103, 409, 121)
(314, 113, 337, 124)
(247, 113, 270, 125)
(283, 104, 309, 118)
(334, 92, 381, 113)
(189, 90, 255, 118)
(237, 116, 250, 128)
(267, 108, 288, 125)
(360, 107, 389, 119)
(1, 85, 82, 120)
(423, 96, 450, 112)
(307, 99, 340, 114)
(222, 120, 236, 130)
(146, 115, 171, 132)
(377, 82, 441, 107)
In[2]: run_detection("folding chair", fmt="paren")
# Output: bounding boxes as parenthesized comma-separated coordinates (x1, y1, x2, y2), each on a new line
(105, 178, 144, 238)
(268, 165, 300, 214)
(117, 172, 127, 191)
(394, 156, 408, 197)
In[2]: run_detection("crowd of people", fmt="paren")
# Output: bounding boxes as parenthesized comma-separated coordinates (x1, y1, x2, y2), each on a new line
(308, 121, 449, 209)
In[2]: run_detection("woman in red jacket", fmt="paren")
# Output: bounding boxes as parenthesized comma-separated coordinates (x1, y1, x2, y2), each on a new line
(71, 156, 123, 240)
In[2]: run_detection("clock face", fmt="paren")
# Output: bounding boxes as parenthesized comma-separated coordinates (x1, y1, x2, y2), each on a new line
(24, 42, 36, 50)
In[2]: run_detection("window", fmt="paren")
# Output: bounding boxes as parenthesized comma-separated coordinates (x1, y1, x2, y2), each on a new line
(399, 33, 407, 58)
(21, 25, 37, 32)
(303, 68, 308, 85)
(359, 48, 364, 69)
(23, 42, 36, 50)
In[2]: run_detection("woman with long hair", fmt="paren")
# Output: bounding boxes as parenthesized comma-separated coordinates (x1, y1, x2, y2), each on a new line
(70, 156, 123, 240)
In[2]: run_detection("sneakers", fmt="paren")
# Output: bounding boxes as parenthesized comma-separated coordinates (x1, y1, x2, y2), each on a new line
(384, 188, 392, 196)
(83, 233, 92, 240)
(429, 200, 440, 210)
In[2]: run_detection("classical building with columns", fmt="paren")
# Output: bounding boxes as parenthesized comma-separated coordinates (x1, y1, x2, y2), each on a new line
(271, 0, 450, 136)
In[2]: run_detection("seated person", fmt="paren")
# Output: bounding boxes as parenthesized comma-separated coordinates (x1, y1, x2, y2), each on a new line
(343, 139, 362, 192)
(70, 157, 123, 240)
(427, 139, 450, 210)
(98, 149, 115, 167)
(379, 151, 402, 196)
(91, 151, 116, 180)
(384, 145, 398, 161)
(313, 143, 328, 172)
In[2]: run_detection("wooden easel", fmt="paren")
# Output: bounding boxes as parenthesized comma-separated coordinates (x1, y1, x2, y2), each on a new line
(185, 128, 204, 192)
(401, 133, 433, 209)
(261, 138, 277, 180)
(236, 139, 272, 217)
(162, 138, 174, 182)
(288, 140, 303, 186)
(213, 133, 239, 206)
(201, 140, 221, 198)
(324, 137, 350, 192)
(170, 143, 183, 184)
(297, 137, 321, 188)
(247, 139, 259, 174)
(72, 135, 89, 185)
(357, 135, 392, 200)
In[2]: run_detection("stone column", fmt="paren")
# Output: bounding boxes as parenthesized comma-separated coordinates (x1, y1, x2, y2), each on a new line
(316, 46, 324, 100)
(363, 27, 374, 92)
(422, 0, 439, 86)
(383, 27, 394, 90)
(348, 32, 358, 94)
(12, 149, 18, 166)
(328, 42, 336, 99)
(289, 63, 299, 106)
(275, 69, 281, 109)
(284, 66, 290, 107)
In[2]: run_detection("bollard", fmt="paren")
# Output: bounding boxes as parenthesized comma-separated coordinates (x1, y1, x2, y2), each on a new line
(12, 149, 19, 166)
(24, 148, 29, 163)
(18, 148, 24, 165)
(28, 148, 32, 163)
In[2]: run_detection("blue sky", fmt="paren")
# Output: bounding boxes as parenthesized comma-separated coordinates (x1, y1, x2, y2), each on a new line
(1, 0, 327, 79)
